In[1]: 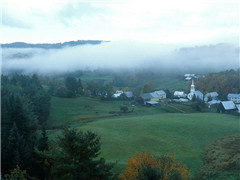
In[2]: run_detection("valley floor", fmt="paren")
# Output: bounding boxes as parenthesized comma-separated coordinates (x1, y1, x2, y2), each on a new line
(47, 97, 240, 177)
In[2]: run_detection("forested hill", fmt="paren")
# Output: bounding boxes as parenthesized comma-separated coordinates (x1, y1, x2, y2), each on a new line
(195, 69, 240, 99)
(1, 40, 109, 49)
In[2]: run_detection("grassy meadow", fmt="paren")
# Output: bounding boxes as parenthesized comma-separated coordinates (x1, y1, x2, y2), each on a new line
(47, 97, 240, 177)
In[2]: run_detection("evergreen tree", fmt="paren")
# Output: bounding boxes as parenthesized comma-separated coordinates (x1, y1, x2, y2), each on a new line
(165, 89, 173, 99)
(4, 123, 23, 171)
(65, 76, 78, 92)
(38, 126, 49, 151)
(77, 78, 83, 89)
(51, 128, 115, 180)
(192, 94, 197, 102)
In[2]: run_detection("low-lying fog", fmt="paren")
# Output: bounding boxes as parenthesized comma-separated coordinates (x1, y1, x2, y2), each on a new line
(2, 41, 239, 74)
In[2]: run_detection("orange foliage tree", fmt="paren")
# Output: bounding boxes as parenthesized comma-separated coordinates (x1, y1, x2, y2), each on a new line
(119, 152, 190, 180)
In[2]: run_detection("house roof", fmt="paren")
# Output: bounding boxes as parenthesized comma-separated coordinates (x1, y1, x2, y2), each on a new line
(221, 101, 236, 110)
(174, 91, 186, 96)
(112, 93, 122, 98)
(207, 100, 221, 105)
(195, 90, 203, 97)
(155, 90, 166, 95)
(146, 101, 159, 105)
(205, 92, 219, 97)
(140, 93, 152, 100)
(184, 74, 195, 77)
(227, 93, 240, 98)
(124, 91, 134, 98)
(116, 90, 123, 94)
(150, 92, 159, 98)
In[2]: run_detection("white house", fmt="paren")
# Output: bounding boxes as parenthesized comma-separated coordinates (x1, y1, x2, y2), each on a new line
(112, 90, 123, 98)
(204, 92, 219, 102)
(227, 93, 240, 103)
(124, 91, 134, 98)
(174, 91, 187, 98)
(185, 77, 192, 81)
(184, 74, 197, 81)
(155, 90, 166, 99)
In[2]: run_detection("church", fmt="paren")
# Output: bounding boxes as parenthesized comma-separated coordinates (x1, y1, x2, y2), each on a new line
(187, 80, 204, 101)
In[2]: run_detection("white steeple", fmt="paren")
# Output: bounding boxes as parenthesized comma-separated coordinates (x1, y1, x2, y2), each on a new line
(190, 79, 195, 93)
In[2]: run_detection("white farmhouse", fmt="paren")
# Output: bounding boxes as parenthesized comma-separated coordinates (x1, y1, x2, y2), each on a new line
(204, 92, 219, 102)
(112, 90, 123, 98)
(174, 91, 187, 98)
(227, 93, 240, 103)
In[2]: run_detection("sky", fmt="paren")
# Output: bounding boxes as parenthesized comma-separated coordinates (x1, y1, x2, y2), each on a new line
(1, 0, 239, 45)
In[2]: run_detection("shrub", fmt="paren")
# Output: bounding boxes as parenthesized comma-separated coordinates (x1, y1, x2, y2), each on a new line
(119, 152, 190, 180)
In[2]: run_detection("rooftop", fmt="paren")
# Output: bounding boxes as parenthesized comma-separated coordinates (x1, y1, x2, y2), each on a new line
(221, 101, 236, 110)
(227, 93, 240, 98)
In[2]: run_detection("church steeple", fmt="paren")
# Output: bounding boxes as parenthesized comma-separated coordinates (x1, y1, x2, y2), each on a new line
(190, 79, 195, 93)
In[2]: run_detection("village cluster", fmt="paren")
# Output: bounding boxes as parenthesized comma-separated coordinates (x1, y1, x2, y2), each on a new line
(112, 74, 240, 113)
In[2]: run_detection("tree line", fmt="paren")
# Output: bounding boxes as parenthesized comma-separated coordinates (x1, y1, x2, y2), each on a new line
(195, 69, 240, 100)
(1, 74, 116, 179)
(1, 74, 50, 178)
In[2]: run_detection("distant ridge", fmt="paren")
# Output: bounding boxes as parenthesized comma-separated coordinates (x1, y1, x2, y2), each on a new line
(1, 40, 110, 49)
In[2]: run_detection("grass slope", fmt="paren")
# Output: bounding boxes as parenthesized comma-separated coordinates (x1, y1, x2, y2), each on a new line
(47, 97, 240, 177)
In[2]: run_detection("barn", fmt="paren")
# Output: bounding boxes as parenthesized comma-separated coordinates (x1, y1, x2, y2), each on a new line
(218, 101, 236, 113)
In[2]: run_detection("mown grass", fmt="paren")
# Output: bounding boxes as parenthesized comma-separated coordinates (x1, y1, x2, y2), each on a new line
(47, 97, 240, 177)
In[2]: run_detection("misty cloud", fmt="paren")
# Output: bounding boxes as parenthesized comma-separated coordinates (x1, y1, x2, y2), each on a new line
(57, 2, 102, 26)
(2, 41, 239, 74)
(2, 10, 33, 29)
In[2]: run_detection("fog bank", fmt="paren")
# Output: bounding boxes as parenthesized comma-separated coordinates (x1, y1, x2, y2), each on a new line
(2, 41, 239, 74)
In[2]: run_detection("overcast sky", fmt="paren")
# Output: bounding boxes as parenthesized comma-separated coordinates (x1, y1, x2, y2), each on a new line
(1, 0, 239, 45)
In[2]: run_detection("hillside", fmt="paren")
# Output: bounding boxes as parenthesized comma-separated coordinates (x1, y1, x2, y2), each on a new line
(1, 40, 109, 49)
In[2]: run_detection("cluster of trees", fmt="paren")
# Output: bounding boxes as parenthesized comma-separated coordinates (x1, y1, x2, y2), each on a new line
(1, 74, 115, 179)
(195, 69, 240, 100)
(48, 76, 83, 98)
(2, 128, 116, 179)
(1, 74, 51, 178)
(44, 75, 115, 100)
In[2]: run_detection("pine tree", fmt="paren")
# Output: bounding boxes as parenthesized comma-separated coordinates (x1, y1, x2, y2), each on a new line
(38, 127, 49, 151)
(51, 128, 115, 180)
(3, 123, 23, 172)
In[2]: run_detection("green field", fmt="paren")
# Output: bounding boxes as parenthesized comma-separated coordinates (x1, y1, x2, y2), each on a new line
(47, 97, 240, 177)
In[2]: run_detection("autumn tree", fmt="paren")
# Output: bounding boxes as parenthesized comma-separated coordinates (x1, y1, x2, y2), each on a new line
(119, 152, 190, 180)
